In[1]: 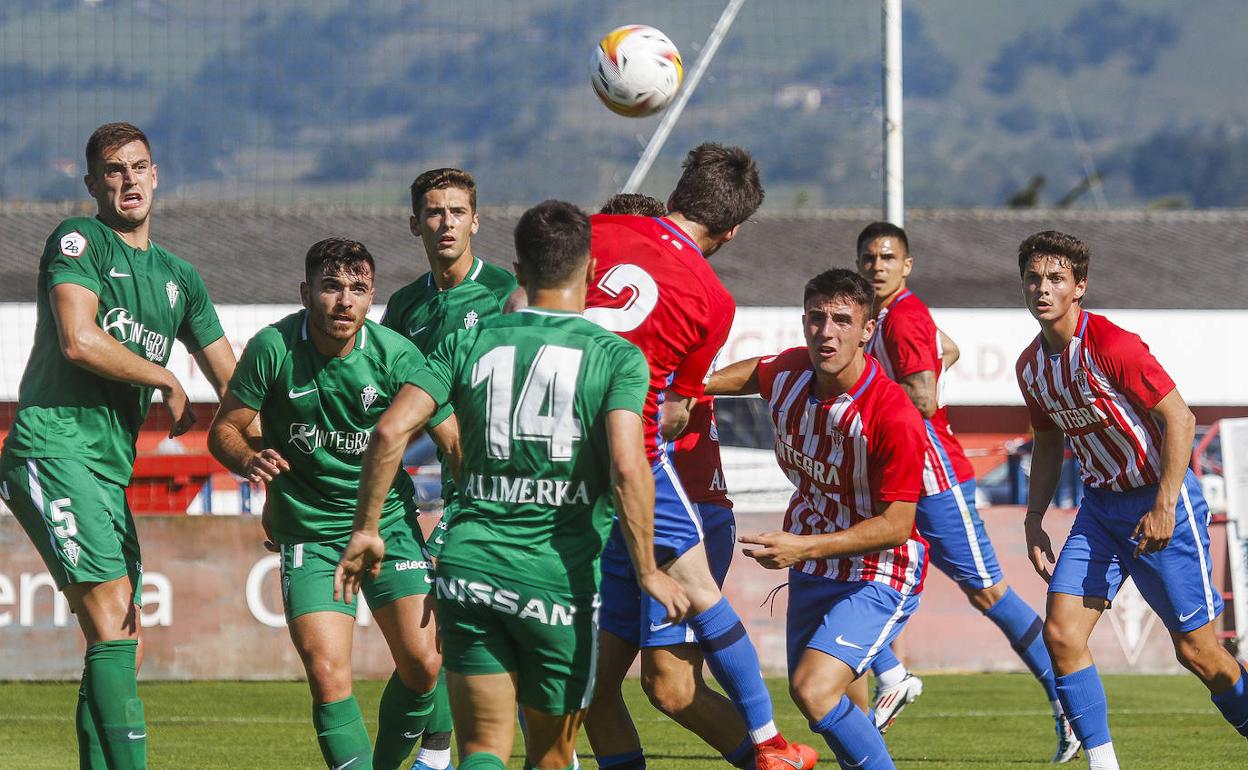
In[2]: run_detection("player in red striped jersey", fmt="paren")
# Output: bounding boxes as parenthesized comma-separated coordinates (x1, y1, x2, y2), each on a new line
(708, 269, 927, 770)
(584, 150, 817, 770)
(1016, 231, 1248, 770)
(856, 222, 1075, 759)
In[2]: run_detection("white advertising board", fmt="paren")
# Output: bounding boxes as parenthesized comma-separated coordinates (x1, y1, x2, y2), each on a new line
(0, 304, 1245, 406)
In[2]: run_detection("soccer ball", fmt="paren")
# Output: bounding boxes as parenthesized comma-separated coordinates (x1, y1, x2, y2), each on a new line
(590, 25, 683, 118)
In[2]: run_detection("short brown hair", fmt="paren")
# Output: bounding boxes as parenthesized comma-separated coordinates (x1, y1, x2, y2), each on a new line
(85, 122, 150, 173)
(856, 221, 909, 255)
(1017, 230, 1089, 283)
(305, 237, 376, 284)
(598, 192, 667, 217)
(667, 143, 764, 234)
(803, 269, 873, 313)
(410, 168, 476, 214)
(514, 200, 590, 289)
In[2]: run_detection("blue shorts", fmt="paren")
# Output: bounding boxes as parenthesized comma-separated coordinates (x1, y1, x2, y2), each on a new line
(600, 501, 735, 648)
(1049, 470, 1222, 634)
(601, 454, 703, 578)
(916, 479, 1004, 590)
(786, 570, 922, 675)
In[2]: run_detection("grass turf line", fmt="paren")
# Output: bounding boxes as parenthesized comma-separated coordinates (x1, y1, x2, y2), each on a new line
(0, 674, 1242, 768)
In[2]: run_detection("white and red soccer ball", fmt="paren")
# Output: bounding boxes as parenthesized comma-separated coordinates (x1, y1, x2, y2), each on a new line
(591, 25, 684, 118)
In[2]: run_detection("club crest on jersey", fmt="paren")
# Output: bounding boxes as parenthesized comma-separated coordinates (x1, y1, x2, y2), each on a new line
(59, 231, 87, 258)
(464, 309, 479, 329)
(166, 281, 179, 308)
(361, 385, 378, 410)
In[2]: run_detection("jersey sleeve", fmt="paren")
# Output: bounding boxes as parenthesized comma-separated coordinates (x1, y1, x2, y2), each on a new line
(867, 390, 925, 503)
(757, 347, 809, 401)
(1092, 323, 1176, 411)
(1014, 348, 1056, 431)
(388, 337, 453, 428)
(669, 298, 734, 399)
(44, 221, 102, 295)
(228, 326, 284, 411)
(883, 305, 939, 379)
(604, 342, 649, 415)
(175, 264, 226, 351)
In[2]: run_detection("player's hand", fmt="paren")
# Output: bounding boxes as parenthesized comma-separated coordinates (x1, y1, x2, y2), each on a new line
(334, 530, 385, 603)
(1132, 502, 1174, 557)
(1024, 511, 1055, 583)
(638, 570, 690, 624)
(246, 448, 290, 484)
(161, 379, 196, 437)
(739, 531, 810, 570)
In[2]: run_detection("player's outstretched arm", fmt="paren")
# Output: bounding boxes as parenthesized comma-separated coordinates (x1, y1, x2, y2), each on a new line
(704, 356, 762, 397)
(208, 392, 290, 484)
(938, 328, 960, 369)
(52, 282, 196, 435)
(336, 384, 439, 601)
(607, 409, 690, 623)
(740, 499, 916, 569)
(1133, 389, 1196, 556)
(428, 413, 463, 484)
(1023, 427, 1066, 581)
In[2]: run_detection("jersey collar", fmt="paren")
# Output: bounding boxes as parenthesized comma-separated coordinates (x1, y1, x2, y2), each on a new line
(517, 307, 581, 318)
(880, 288, 912, 314)
(654, 217, 702, 256)
(426, 257, 484, 290)
(807, 355, 878, 403)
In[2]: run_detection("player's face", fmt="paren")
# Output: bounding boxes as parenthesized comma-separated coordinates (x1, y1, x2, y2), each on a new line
(301, 264, 375, 342)
(85, 140, 158, 230)
(411, 187, 479, 263)
(803, 294, 875, 379)
(857, 236, 912, 303)
(1022, 254, 1086, 324)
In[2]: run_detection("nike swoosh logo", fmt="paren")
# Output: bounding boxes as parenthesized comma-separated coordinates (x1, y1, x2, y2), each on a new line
(127, 731, 146, 740)
(332, 759, 359, 770)
(408, 325, 428, 336)
(773, 755, 804, 769)
(288, 386, 318, 399)
(834, 634, 863, 650)
(109, 268, 131, 278)
(401, 731, 423, 739)
(1178, 607, 1203, 622)
(648, 621, 673, 632)
(845, 756, 869, 768)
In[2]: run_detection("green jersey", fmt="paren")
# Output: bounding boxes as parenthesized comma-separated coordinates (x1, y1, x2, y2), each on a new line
(3, 217, 223, 486)
(228, 312, 449, 544)
(411, 308, 649, 593)
(380, 257, 517, 354)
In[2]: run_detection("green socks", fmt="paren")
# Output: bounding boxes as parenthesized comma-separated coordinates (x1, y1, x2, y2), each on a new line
(84, 640, 146, 770)
(426, 667, 454, 735)
(75, 668, 107, 769)
(313, 695, 372, 770)
(459, 753, 507, 770)
(373, 672, 436, 770)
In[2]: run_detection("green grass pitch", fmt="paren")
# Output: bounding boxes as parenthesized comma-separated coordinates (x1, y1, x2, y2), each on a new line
(0, 674, 1241, 768)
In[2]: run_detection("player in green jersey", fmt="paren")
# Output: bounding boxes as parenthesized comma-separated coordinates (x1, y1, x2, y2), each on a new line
(336, 200, 689, 770)
(208, 238, 459, 770)
(0, 122, 238, 770)
(381, 168, 524, 767)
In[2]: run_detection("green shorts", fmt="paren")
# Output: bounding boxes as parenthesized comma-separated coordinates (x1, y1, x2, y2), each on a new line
(0, 453, 142, 602)
(435, 562, 600, 715)
(280, 512, 432, 622)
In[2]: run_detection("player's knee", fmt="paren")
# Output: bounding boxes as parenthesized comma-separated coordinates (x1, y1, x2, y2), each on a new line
(1173, 633, 1226, 683)
(303, 655, 352, 701)
(641, 668, 697, 716)
(788, 669, 840, 722)
(965, 581, 1005, 613)
(395, 647, 441, 691)
(1042, 616, 1084, 662)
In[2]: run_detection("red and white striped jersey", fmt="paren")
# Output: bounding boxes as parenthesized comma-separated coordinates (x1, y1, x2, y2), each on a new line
(866, 289, 975, 495)
(671, 395, 732, 509)
(758, 348, 928, 592)
(1016, 311, 1175, 492)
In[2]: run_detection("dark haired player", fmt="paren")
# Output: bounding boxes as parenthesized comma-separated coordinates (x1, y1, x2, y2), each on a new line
(707, 269, 927, 770)
(0, 121, 238, 769)
(1016, 231, 1248, 770)
(381, 167, 522, 767)
(584, 145, 817, 770)
(855, 222, 1075, 758)
(210, 239, 453, 770)
(336, 200, 688, 770)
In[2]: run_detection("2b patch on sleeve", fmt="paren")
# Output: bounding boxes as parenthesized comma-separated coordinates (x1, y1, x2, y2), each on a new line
(59, 231, 87, 258)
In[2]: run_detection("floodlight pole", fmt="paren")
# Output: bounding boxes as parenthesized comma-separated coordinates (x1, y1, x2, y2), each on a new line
(882, 0, 904, 226)
(622, 0, 747, 193)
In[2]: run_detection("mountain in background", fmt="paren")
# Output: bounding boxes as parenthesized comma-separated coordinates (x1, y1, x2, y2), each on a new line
(1, 0, 1246, 209)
